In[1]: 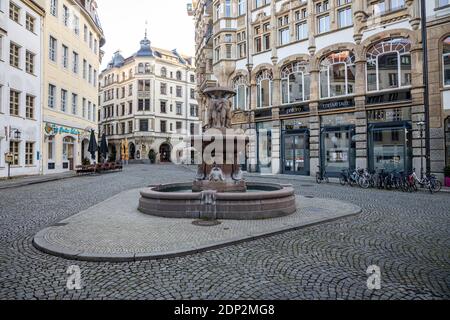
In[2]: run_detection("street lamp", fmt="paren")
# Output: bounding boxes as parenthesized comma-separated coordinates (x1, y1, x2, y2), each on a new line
(417, 121, 425, 179)
(13, 129, 21, 140)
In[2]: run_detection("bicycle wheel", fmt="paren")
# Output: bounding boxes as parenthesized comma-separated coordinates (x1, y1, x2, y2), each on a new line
(339, 175, 346, 186)
(359, 177, 370, 189)
(316, 173, 322, 184)
(431, 180, 442, 193)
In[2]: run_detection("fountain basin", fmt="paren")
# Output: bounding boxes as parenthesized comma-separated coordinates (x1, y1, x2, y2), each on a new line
(138, 182, 296, 220)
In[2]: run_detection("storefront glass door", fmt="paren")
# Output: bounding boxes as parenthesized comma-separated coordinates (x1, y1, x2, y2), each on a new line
(283, 133, 309, 175)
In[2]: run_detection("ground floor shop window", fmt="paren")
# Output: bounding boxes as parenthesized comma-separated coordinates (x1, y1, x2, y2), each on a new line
(321, 128, 355, 177)
(320, 113, 356, 177)
(369, 125, 411, 173)
(367, 107, 412, 173)
(256, 122, 272, 173)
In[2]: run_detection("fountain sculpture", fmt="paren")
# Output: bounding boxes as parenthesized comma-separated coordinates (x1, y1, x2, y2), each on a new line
(138, 87, 297, 220)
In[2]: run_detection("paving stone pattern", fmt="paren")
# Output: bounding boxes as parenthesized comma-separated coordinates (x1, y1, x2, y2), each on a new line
(0, 164, 449, 300)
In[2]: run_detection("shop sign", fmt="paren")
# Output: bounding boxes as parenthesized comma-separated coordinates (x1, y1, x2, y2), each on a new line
(255, 109, 272, 119)
(280, 104, 310, 116)
(319, 99, 354, 111)
(44, 123, 81, 136)
(368, 107, 411, 123)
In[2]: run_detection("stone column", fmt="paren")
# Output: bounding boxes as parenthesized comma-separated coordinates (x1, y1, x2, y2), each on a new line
(354, 59, 368, 169)
(309, 69, 320, 176)
(410, 45, 426, 176)
(271, 105, 281, 175)
(329, 0, 337, 30)
(307, 0, 316, 54)
(353, 0, 365, 44)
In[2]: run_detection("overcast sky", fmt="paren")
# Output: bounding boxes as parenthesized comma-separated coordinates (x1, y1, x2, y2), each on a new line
(96, 0, 195, 69)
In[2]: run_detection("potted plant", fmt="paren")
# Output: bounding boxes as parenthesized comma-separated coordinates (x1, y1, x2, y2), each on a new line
(148, 150, 156, 164)
(444, 166, 450, 187)
(82, 158, 91, 166)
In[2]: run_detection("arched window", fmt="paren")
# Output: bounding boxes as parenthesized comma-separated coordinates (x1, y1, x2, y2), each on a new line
(138, 63, 144, 74)
(145, 63, 151, 74)
(366, 38, 412, 92)
(320, 50, 355, 98)
(129, 69, 133, 78)
(233, 75, 248, 110)
(176, 71, 182, 80)
(443, 36, 450, 87)
(161, 67, 167, 77)
(256, 69, 273, 108)
(122, 72, 126, 81)
(281, 61, 311, 104)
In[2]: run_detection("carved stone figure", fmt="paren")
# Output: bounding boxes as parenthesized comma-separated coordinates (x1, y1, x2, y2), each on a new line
(231, 166, 244, 181)
(209, 166, 225, 182)
(208, 97, 232, 129)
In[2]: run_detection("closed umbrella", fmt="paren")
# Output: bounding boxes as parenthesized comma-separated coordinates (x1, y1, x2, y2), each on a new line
(100, 133, 108, 162)
(87, 130, 98, 161)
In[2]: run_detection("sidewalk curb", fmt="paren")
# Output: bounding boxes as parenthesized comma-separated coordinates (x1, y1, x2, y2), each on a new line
(0, 174, 77, 190)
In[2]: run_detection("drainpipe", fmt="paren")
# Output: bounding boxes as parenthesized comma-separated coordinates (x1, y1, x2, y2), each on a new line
(420, 0, 431, 175)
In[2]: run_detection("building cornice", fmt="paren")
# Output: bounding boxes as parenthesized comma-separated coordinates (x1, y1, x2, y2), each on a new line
(24, 0, 45, 16)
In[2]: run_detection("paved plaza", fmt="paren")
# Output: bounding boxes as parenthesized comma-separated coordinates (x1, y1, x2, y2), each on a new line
(33, 189, 360, 261)
(0, 164, 449, 300)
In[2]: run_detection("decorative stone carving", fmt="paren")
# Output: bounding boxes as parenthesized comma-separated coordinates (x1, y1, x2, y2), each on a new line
(208, 98, 232, 129)
(209, 166, 225, 182)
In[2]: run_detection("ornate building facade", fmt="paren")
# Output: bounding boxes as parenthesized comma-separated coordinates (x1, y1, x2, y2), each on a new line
(190, 0, 450, 180)
(98, 35, 201, 163)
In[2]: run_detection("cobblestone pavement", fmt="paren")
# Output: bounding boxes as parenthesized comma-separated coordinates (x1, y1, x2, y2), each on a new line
(0, 164, 449, 300)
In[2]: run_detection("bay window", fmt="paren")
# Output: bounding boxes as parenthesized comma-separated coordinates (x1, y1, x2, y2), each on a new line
(366, 38, 412, 92)
(320, 50, 355, 98)
(281, 62, 310, 104)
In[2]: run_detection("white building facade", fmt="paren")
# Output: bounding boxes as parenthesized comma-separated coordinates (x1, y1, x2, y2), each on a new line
(0, 0, 44, 178)
(99, 35, 201, 163)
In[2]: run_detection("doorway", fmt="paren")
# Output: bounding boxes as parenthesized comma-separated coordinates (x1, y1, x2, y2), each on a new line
(282, 130, 310, 175)
(159, 143, 171, 163)
(63, 136, 75, 170)
(129, 143, 136, 160)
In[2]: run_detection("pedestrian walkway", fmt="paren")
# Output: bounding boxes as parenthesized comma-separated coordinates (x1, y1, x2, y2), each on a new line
(0, 171, 76, 190)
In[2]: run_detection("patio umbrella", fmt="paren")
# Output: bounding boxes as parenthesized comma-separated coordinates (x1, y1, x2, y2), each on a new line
(100, 133, 108, 161)
(87, 130, 98, 161)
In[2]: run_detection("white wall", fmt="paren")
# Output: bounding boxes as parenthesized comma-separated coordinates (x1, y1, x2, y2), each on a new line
(0, 0, 43, 178)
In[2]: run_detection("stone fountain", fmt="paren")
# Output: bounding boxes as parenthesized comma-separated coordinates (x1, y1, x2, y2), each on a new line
(138, 87, 297, 220)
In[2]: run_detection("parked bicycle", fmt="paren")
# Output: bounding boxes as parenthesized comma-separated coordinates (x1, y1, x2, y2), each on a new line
(316, 166, 329, 184)
(339, 169, 353, 186)
(409, 169, 442, 194)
